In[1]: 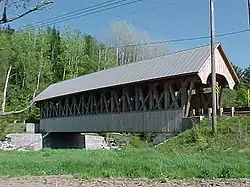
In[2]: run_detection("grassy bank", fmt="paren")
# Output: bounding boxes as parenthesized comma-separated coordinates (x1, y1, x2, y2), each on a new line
(157, 116, 250, 153)
(0, 116, 249, 179)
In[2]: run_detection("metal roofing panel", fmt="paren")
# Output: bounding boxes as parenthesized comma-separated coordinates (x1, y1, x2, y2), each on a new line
(34, 44, 217, 102)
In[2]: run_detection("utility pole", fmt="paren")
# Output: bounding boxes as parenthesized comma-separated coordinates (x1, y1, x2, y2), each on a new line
(210, 0, 217, 135)
(248, 0, 250, 27)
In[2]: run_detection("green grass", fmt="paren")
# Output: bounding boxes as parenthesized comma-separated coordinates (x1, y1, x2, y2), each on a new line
(0, 116, 249, 179)
(0, 149, 249, 179)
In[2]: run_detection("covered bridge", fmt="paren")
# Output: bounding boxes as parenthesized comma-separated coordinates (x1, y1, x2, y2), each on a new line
(34, 43, 239, 133)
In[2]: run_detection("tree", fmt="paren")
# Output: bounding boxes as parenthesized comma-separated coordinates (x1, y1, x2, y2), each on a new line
(232, 64, 244, 80)
(47, 26, 63, 82)
(0, 0, 53, 24)
(222, 64, 250, 107)
(107, 20, 168, 65)
(221, 88, 237, 107)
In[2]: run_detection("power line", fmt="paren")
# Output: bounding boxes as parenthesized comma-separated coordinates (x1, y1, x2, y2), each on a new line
(19, 0, 146, 29)
(113, 2, 177, 20)
(26, 0, 119, 27)
(111, 28, 250, 48)
(22, 0, 129, 29)
(35, 0, 145, 29)
(37, 2, 178, 28)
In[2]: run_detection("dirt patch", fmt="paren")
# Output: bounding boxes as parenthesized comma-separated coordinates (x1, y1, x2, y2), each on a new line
(0, 176, 249, 187)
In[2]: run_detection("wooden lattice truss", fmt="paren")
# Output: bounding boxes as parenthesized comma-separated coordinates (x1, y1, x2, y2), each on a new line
(40, 76, 207, 119)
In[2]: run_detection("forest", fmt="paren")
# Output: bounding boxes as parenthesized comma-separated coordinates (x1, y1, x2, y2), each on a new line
(0, 22, 249, 122)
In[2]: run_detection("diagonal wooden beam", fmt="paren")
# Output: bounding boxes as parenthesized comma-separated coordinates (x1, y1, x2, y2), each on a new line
(153, 85, 164, 110)
(169, 84, 180, 108)
(138, 87, 148, 111)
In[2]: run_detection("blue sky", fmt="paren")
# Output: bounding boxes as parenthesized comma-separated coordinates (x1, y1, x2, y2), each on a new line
(8, 0, 250, 68)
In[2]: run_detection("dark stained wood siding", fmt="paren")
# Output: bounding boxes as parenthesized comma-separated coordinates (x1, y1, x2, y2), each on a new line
(40, 109, 184, 133)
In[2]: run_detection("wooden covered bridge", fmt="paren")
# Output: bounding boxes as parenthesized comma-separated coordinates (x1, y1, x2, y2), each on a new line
(34, 43, 239, 134)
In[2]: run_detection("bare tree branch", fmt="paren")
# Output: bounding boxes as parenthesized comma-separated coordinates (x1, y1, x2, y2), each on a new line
(1, 65, 12, 114)
(33, 65, 41, 100)
(0, 0, 53, 24)
(1, 101, 34, 116)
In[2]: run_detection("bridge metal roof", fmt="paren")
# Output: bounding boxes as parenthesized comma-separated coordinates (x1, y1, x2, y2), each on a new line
(34, 43, 237, 102)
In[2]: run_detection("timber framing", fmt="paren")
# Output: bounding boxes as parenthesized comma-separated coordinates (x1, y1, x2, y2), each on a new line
(40, 75, 198, 119)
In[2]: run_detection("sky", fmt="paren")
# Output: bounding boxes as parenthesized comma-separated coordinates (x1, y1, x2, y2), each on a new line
(5, 0, 250, 68)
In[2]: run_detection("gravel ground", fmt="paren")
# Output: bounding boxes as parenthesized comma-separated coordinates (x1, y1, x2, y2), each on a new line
(0, 176, 250, 187)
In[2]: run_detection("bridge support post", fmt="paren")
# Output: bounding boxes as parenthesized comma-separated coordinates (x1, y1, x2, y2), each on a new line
(231, 107, 235, 117)
(208, 108, 212, 119)
(219, 107, 223, 116)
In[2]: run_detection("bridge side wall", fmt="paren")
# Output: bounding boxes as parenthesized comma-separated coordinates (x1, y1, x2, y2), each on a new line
(39, 109, 184, 133)
(39, 75, 198, 133)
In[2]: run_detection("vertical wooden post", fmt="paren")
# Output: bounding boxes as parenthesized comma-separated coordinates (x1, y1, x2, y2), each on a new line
(90, 94, 94, 114)
(185, 80, 194, 117)
(219, 107, 223, 116)
(65, 99, 68, 116)
(39, 102, 43, 118)
(149, 84, 154, 110)
(231, 107, 235, 117)
(100, 94, 104, 113)
(135, 87, 139, 111)
(122, 89, 127, 112)
(180, 80, 187, 114)
(195, 87, 201, 116)
(139, 87, 147, 110)
(200, 108, 204, 115)
(208, 108, 212, 119)
(81, 96, 85, 115)
(192, 109, 196, 116)
(164, 83, 170, 109)
(180, 87, 187, 109)
(110, 92, 115, 113)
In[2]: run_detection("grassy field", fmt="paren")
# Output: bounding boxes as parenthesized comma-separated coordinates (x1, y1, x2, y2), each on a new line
(0, 149, 249, 179)
(0, 116, 249, 179)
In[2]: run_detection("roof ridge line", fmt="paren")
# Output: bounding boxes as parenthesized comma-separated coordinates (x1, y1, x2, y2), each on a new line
(129, 42, 221, 63)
